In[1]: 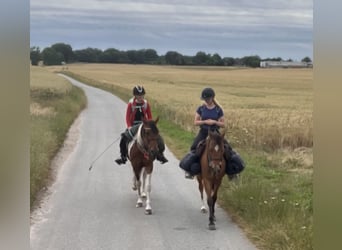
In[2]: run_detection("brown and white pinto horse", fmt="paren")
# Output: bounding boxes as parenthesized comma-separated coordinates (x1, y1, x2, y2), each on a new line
(127, 117, 160, 215)
(197, 129, 226, 230)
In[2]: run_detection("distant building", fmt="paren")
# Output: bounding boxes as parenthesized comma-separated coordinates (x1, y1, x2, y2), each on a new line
(260, 61, 312, 68)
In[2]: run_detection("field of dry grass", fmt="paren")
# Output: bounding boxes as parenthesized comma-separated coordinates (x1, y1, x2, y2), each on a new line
(50, 64, 313, 153)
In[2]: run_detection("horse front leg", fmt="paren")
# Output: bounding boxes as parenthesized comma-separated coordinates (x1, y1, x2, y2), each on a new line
(144, 172, 152, 215)
(134, 170, 143, 208)
(203, 180, 216, 230)
(141, 168, 147, 199)
(197, 175, 207, 213)
(207, 196, 216, 230)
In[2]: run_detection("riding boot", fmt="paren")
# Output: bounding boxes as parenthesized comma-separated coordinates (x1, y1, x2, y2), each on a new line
(185, 171, 194, 179)
(156, 153, 168, 164)
(156, 135, 168, 164)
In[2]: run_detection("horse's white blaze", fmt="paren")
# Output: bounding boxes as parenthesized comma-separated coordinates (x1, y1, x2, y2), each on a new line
(214, 145, 219, 152)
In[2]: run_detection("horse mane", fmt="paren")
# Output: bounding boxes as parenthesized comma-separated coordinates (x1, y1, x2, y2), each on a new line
(208, 131, 223, 144)
(144, 120, 159, 134)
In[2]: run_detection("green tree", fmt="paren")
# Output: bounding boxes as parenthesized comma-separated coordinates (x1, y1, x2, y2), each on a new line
(74, 48, 103, 62)
(193, 51, 209, 65)
(51, 43, 73, 63)
(144, 49, 158, 64)
(165, 51, 184, 65)
(30, 46, 41, 65)
(242, 55, 261, 67)
(41, 47, 64, 65)
(222, 57, 235, 66)
(301, 56, 312, 63)
(100, 48, 121, 63)
(208, 53, 223, 66)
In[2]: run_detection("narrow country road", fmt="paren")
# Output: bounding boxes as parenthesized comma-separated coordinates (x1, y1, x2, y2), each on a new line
(30, 75, 257, 250)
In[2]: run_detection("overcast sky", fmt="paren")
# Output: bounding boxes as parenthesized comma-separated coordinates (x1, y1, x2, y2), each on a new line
(30, 0, 313, 61)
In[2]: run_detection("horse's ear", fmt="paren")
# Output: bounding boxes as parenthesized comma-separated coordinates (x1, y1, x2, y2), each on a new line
(154, 116, 159, 124)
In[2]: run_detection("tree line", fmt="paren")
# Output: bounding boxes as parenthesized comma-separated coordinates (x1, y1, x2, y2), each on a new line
(30, 42, 312, 68)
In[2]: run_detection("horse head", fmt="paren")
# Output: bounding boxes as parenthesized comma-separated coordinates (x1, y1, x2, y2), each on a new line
(140, 117, 160, 159)
(206, 129, 225, 176)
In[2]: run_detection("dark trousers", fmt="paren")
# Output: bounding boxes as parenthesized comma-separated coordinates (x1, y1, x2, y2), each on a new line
(190, 128, 209, 151)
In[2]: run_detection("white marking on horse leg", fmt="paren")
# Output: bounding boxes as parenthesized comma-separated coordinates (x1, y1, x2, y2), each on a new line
(145, 173, 152, 214)
(200, 191, 207, 213)
(136, 180, 143, 207)
(132, 174, 137, 191)
(141, 168, 147, 198)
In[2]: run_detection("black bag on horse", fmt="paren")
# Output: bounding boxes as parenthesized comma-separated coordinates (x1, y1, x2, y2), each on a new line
(179, 151, 201, 176)
(225, 149, 245, 175)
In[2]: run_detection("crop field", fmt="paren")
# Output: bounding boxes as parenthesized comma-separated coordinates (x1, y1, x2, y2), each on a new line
(51, 64, 313, 152)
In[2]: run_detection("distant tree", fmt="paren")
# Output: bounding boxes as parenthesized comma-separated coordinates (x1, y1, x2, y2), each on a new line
(242, 55, 261, 67)
(193, 51, 209, 65)
(301, 56, 312, 63)
(100, 48, 121, 63)
(165, 51, 184, 65)
(30, 46, 41, 65)
(286, 58, 293, 62)
(263, 57, 282, 61)
(222, 57, 235, 66)
(74, 48, 102, 62)
(51, 43, 73, 63)
(41, 47, 64, 65)
(144, 49, 158, 64)
(208, 53, 223, 66)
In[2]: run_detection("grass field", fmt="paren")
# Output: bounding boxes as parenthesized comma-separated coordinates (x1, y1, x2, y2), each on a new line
(30, 66, 86, 208)
(47, 63, 313, 249)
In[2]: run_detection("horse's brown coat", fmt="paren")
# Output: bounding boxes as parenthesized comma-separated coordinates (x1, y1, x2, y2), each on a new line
(196, 130, 226, 230)
(128, 117, 160, 214)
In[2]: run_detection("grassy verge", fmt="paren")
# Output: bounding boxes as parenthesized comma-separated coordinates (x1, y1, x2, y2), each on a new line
(59, 71, 312, 250)
(30, 69, 87, 209)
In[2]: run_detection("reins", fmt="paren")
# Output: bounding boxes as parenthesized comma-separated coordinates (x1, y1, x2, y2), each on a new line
(135, 124, 152, 160)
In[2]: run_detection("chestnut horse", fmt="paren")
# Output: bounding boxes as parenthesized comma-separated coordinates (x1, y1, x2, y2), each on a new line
(127, 117, 160, 215)
(196, 129, 226, 230)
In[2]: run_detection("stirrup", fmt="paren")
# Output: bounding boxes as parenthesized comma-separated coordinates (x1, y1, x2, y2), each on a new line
(185, 172, 194, 179)
(157, 154, 168, 164)
(115, 156, 127, 165)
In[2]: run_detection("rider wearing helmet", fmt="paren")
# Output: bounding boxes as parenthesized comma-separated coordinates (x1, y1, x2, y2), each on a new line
(115, 85, 168, 165)
(190, 87, 225, 151)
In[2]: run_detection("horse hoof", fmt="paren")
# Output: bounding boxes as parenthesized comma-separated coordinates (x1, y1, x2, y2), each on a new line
(200, 207, 207, 213)
(136, 202, 143, 208)
(208, 224, 216, 230)
(132, 186, 137, 191)
(145, 209, 152, 215)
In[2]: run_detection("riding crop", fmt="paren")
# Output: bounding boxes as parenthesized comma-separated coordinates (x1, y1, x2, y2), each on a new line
(88, 136, 121, 171)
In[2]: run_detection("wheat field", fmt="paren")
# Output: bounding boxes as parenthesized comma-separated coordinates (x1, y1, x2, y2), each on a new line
(50, 63, 312, 153)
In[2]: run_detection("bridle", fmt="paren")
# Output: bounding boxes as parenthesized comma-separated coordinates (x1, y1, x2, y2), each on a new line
(206, 135, 224, 175)
(136, 124, 158, 160)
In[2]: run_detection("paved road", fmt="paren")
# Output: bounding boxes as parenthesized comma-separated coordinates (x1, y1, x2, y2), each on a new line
(30, 75, 257, 250)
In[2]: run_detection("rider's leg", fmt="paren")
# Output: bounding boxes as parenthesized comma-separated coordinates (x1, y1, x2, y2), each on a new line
(156, 135, 168, 164)
(115, 133, 129, 165)
(115, 125, 140, 165)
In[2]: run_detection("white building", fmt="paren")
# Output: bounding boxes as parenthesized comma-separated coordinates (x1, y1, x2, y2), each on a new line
(260, 61, 312, 68)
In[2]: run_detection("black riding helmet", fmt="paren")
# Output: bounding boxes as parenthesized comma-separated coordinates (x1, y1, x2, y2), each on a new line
(201, 87, 215, 99)
(133, 85, 146, 96)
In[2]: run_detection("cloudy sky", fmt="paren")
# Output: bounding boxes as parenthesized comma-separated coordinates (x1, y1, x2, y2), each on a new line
(30, 0, 313, 61)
